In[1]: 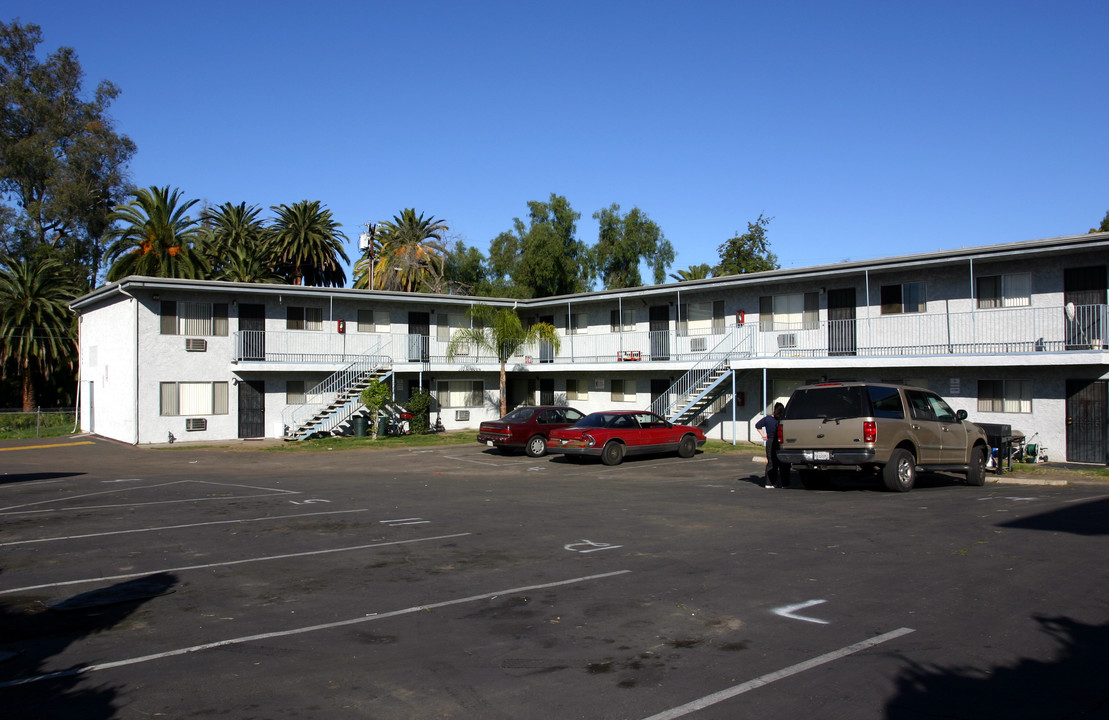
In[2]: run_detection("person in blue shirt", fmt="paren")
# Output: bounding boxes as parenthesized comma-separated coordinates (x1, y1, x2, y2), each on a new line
(755, 402, 787, 488)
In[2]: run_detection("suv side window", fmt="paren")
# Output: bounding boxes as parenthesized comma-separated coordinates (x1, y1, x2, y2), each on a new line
(926, 394, 958, 423)
(905, 390, 936, 421)
(868, 386, 905, 419)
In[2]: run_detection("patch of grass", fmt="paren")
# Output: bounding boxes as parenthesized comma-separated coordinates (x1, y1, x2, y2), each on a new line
(0, 412, 77, 440)
(1011, 462, 1109, 482)
(263, 430, 476, 452)
(700, 440, 764, 455)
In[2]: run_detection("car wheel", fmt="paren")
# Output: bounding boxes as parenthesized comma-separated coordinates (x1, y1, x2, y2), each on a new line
(799, 469, 831, 490)
(678, 434, 697, 458)
(525, 435, 547, 458)
(966, 445, 987, 486)
(882, 448, 916, 492)
(601, 441, 625, 466)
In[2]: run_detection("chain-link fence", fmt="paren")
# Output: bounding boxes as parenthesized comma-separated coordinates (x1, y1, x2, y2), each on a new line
(0, 408, 78, 440)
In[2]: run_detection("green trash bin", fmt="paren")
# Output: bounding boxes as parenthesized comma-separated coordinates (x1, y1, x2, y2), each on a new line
(352, 415, 368, 437)
(377, 415, 390, 437)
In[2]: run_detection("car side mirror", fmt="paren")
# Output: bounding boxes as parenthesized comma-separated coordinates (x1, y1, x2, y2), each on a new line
(956, 409, 968, 421)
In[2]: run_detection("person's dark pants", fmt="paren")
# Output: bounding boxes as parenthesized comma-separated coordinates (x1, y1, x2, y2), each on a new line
(765, 441, 788, 486)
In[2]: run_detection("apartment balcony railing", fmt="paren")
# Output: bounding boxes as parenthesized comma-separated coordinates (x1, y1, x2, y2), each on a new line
(233, 303, 1107, 366)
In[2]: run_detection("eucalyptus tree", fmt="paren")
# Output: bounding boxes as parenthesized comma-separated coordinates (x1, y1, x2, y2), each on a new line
(446, 304, 561, 416)
(269, 200, 350, 287)
(714, 214, 779, 276)
(0, 253, 77, 410)
(493, 194, 594, 298)
(593, 204, 674, 289)
(362, 209, 447, 292)
(0, 20, 135, 289)
(104, 186, 208, 281)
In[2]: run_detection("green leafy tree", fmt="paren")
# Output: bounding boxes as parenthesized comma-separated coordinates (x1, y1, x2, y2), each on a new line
(406, 388, 436, 434)
(446, 304, 561, 416)
(0, 253, 76, 410)
(669, 263, 714, 282)
(498, 194, 594, 298)
(714, 213, 779, 276)
(442, 239, 489, 295)
(359, 378, 393, 439)
(200, 202, 274, 281)
(1091, 210, 1109, 234)
(104, 186, 208, 281)
(270, 200, 350, 287)
(360, 209, 447, 292)
(593, 204, 674, 288)
(0, 20, 136, 289)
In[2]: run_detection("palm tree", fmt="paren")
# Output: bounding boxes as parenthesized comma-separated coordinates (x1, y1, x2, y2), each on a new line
(363, 209, 447, 292)
(446, 304, 560, 416)
(0, 253, 77, 410)
(104, 186, 208, 281)
(669, 263, 713, 282)
(212, 244, 285, 283)
(269, 200, 350, 287)
(199, 202, 273, 280)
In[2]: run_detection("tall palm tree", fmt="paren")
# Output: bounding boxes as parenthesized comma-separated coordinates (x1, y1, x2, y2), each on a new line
(104, 186, 208, 281)
(212, 244, 285, 283)
(0, 253, 77, 410)
(199, 202, 272, 280)
(269, 200, 350, 287)
(669, 263, 713, 282)
(446, 304, 561, 416)
(364, 209, 447, 292)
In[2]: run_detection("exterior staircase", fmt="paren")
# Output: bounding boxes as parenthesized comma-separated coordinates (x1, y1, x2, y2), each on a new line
(650, 328, 751, 425)
(283, 349, 392, 441)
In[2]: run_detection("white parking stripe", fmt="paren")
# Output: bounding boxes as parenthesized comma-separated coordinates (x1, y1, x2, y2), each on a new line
(0, 569, 632, 688)
(638, 627, 915, 720)
(0, 509, 371, 548)
(0, 532, 471, 596)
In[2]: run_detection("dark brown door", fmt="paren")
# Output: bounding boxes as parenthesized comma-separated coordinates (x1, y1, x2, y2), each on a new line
(238, 379, 265, 438)
(650, 306, 670, 360)
(827, 288, 856, 356)
(1066, 379, 1107, 464)
(408, 312, 430, 362)
(539, 378, 554, 405)
(239, 303, 265, 361)
(1064, 266, 1107, 350)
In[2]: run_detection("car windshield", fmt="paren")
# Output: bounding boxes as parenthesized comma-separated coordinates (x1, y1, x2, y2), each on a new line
(500, 407, 538, 423)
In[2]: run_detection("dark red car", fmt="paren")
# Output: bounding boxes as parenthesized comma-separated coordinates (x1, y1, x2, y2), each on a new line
(545, 410, 706, 466)
(477, 405, 586, 457)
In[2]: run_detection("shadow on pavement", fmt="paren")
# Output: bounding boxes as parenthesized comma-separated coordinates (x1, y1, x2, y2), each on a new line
(0, 572, 178, 719)
(997, 497, 1109, 536)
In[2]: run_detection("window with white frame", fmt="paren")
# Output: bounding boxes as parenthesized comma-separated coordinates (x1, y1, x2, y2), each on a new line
(564, 312, 588, 334)
(758, 293, 819, 331)
(977, 379, 1032, 413)
(159, 381, 229, 416)
(160, 300, 229, 336)
(357, 309, 389, 332)
(610, 309, 636, 332)
(880, 282, 926, 314)
(566, 378, 589, 401)
(977, 273, 1031, 309)
(436, 380, 483, 408)
(611, 379, 636, 402)
(286, 306, 323, 330)
(286, 380, 306, 404)
(436, 313, 468, 341)
(679, 301, 725, 335)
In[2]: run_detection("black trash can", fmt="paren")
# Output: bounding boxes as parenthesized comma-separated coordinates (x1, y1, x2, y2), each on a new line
(352, 415, 368, 437)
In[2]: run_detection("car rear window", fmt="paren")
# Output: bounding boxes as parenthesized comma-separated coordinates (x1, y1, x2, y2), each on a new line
(784, 386, 870, 419)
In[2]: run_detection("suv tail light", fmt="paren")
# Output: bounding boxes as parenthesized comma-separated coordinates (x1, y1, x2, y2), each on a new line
(776, 424, 784, 443)
(863, 421, 877, 443)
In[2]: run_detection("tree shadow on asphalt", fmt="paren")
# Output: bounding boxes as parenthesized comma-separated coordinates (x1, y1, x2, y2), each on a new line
(997, 497, 1109, 536)
(0, 471, 86, 486)
(884, 616, 1109, 719)
(0, 572, 178, 719)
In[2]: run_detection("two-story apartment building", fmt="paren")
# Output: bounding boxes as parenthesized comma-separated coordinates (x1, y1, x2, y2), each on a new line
(70, 231, 1109, 464)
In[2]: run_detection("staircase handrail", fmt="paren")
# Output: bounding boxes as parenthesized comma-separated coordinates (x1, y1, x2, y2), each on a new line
(281, 343, 390, 432)
(649, 327, 750, 419)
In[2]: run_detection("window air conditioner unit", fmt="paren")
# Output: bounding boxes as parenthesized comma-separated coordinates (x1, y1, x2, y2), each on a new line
(455, 410, 470, 421)
(777, 333, 797, 349)
(185, 338, 207, 352)
(185, 418, 207, 432)
(691, 337, 708, 352)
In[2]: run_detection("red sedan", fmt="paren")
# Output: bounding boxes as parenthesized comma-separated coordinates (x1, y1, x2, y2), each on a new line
(477, 405, 586, 457)
(546, 410, 706, 466)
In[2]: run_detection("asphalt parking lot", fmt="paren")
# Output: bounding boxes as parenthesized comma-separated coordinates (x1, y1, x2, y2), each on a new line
(1, 437, 1107, 719)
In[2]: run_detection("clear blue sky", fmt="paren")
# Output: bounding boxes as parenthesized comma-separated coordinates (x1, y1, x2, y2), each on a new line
(8, 1, 1108, 283)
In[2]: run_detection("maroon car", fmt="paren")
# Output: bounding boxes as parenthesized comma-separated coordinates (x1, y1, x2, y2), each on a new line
(546, 410, 706, 466)
(477, 405, 586, 457)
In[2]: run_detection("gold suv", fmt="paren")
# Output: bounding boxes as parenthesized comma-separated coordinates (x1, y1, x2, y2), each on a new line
(776, 382, 989, 492)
